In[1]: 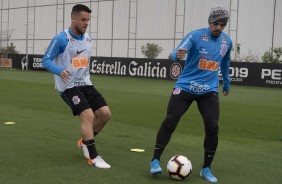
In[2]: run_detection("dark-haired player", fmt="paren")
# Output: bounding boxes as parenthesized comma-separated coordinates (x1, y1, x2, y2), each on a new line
(42, 4, 111, 169)
(150, 5, 232, 182)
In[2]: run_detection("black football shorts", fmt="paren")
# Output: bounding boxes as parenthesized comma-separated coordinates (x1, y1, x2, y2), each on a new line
(60, 85, 108, 116)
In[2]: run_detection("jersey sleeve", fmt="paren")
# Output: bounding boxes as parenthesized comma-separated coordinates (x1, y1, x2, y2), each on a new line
(170, 33, 194, 62)
(220, 42, 232, 92)
(42, 33, 68, 76)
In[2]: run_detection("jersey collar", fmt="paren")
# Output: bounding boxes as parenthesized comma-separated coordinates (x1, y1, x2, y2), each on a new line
(68, 28, 85, 41)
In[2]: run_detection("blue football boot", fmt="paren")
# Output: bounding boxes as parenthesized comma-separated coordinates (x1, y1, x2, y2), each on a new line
(200, 167, 218, 182)
(150, 159, 162, 174)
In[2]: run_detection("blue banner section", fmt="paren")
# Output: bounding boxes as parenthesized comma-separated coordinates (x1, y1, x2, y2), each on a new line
(6, 54, 282, 88)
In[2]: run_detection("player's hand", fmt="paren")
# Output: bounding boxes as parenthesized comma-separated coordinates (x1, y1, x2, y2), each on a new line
(222, 91, 229, 96)
(60, 69, 72, 83)
(177, 48, 187, 60)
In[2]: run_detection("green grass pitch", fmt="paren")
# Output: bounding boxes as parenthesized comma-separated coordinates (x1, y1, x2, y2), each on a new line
(0, 70, 281, 184)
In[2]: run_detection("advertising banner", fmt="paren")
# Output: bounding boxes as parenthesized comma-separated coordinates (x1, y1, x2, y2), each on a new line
(219, 62, 282, 88)
(5, 54, 282, 88)
(90, 57, 282, 88)
(89, 57, 184, 80)
(7, 54, 45, 71)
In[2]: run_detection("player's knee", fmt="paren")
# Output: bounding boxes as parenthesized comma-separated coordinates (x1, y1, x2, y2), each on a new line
(103, 110, 111, 122)
(162, 114, 179, 133)
(80, 108, 95, 122)
(205, 127, 219, 136)
(95, 107, 111, 123)
(98, 109, 111, 123)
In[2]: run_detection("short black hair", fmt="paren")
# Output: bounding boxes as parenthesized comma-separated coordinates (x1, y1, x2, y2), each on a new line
(71, 4, 92, 16)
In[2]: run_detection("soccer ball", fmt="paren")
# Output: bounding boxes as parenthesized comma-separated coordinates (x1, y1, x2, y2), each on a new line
(167, 155, 192, 180)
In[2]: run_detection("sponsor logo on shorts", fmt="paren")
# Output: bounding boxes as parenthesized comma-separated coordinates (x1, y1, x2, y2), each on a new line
(72, 96, 81, 105)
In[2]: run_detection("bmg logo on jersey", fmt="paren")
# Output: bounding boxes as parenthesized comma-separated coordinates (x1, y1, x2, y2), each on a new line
(72, 57, 89, 68)
(198, 59, 219, 71)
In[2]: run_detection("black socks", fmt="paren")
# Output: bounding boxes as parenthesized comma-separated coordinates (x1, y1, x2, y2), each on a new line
(83, 139, 98, 159)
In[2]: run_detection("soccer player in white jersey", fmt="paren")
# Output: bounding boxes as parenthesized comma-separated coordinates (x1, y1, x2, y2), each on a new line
(42, 4, 111, 169)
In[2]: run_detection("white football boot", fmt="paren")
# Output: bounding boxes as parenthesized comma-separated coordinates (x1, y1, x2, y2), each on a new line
(88, 156, 111, 169)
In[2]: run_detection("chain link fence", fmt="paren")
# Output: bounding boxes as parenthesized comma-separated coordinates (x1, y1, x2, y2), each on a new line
(0, 0, 281, 62)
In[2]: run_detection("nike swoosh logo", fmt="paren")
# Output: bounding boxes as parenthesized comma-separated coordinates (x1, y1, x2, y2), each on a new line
(77, 49, 86, 54)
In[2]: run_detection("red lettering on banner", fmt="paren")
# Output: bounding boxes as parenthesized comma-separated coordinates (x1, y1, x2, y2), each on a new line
(198, 59, 219, 71)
